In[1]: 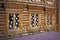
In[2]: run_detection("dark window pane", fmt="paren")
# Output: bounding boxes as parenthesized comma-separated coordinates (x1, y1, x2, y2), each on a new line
(50, 15, 52, 25)
(9, 14, 13, 29)
(50, 15, 52, 20)
(31, 14, 34, 27)
(15, 14, 19, 29)
(50, 22, 52, 25)
(36, 14, 38, 27)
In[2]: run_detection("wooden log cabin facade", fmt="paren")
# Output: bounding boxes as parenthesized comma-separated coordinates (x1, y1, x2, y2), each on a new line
(0, 0, 60, 39)
(58, 0, 60, 32)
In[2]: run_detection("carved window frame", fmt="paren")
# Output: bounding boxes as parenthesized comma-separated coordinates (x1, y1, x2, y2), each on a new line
(8, 13, 20, 30)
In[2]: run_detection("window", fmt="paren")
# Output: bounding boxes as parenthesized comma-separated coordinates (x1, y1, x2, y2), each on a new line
(9, 13, 20, 29)
(45, 14, 52, 26)
(31, 14, 39, 27)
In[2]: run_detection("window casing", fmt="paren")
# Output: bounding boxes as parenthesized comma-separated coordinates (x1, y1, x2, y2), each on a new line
(8, 13, 20, 29)
(31, 14, 39, 27)
(45, 14, 52, 26)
